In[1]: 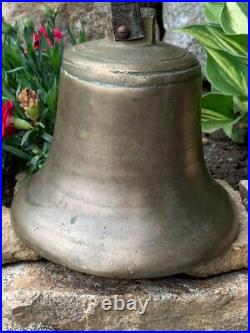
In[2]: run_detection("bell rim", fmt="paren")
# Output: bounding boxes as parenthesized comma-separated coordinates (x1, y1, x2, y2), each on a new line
(11, 181, 239, 279)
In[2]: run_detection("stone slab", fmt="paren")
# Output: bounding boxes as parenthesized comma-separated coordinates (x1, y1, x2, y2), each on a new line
(3, 262, 248, 330)
(2, 207, 41, 264)
(239, 180, 248, 210)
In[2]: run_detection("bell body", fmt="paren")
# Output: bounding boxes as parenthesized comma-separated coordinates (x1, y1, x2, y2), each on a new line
(11, 26, 238, 278)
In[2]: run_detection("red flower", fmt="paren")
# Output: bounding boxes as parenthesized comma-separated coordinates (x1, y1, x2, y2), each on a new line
(32, 26, 63, 49)
(53, 27, 63, 42)
(38, 25, 53, 48)
(32, 32, 40, 49)
(2, 101, 16, 139)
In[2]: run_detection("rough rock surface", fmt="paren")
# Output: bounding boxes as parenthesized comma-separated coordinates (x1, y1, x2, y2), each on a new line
(3, 262, 248, 330)
(163, 2, 206, 67)
(239, 180, 248, 210)
(186, 180, 248, 277)
(2, 207, 41, 264)
(2, 2, 108, 44)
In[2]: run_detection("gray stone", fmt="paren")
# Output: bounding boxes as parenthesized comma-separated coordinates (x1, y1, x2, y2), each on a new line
(239, 180, 248, 210)
(163, 2, 206, 67)
(186, 180, 248, 277)
(2, 206, 41, 264)
(2, 2, 108, 44)
(3, 262, 248, 330)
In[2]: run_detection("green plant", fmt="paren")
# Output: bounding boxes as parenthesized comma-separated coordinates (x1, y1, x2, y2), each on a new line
(182, 2, 248, 142)
(2, 7, 85, 174)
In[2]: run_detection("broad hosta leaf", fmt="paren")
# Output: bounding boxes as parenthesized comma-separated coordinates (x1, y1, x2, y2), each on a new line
(205, 48, 248, 97)
(182, 25, 248, 58)
(230, 112, 248, 142)
(201, 93, 237, 136)
(234, 96, 248, 113)
(220, 2, 248, 34)
(182, 2, 248, 142)
(203, 2, 224, 24)
(211, 32, 247, 58)
(202, 93, 235, 118)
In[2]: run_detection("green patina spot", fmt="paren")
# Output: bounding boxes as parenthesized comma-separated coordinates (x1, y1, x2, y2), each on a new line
(70, 216, 78, 225)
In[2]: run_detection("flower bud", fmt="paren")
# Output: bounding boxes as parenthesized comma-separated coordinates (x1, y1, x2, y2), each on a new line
(18, 88, 40, 121)
(53, 27, 63, 42)
(12, 118, 33, 130)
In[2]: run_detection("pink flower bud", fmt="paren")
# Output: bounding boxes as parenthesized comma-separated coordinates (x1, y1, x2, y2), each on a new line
(53, 27, 63, 43)
(2, 101, 16, 139)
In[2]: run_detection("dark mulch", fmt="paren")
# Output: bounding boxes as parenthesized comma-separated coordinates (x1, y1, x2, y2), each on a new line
(204, 131, 248, 190)
(2, 154, 18, 208)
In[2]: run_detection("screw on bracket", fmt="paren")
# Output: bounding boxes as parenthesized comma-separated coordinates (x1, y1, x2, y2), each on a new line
(116, 25, 130, 39)
(110, 2, 144, 41)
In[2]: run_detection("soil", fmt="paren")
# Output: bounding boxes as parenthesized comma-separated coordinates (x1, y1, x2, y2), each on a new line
(204, 131, 248, 190)
(2, 154, 18, 208)
(2, 131, 248, 208)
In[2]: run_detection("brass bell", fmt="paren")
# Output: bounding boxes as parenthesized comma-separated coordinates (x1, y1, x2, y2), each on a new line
(11, 7, 238, 278)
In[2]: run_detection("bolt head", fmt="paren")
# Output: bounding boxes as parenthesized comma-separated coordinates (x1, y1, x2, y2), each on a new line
(116, 25, 130, 39)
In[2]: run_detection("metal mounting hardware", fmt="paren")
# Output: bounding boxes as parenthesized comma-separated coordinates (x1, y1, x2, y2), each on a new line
(110, 2, 145, 41)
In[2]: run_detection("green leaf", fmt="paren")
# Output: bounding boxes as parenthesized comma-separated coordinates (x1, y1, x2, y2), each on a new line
(13, 118, 33, 130)
(2, 143, 30, 160)
(2, 88, 15, 101)
(205, 47, 248, 97)
(41, 132, 53, 143)
(5, 49, 24, 68)
(79, 31, 86, 43)
(6, 67, 25, 74)
(47, 76, 58, 115)
(220, 2, 248, 34)
(36, 121, 45, 129)
(20, 129, 35, 146)
(181, 25, 248, 58)
(66, 26, 77, 45)
(25, 104, 40, 121)
(209, 32, 248, 58)
(230, 112, 248, 142)
(43, 141, 49, 153)
(234, 96, 248, 113)
(202, 93, 235, 118)
(2, 20, 18, 36)
(49, 44, 62, 76)
(203, 2, 224, 24)
(201, 93, 237, 137)
(23, 25, 33, 47)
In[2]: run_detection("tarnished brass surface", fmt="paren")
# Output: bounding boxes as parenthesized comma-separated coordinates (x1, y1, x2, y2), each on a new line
(11, 18, 238, 278)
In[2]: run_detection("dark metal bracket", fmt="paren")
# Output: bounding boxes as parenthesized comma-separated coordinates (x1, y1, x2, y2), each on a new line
(110, 2, 145, 41)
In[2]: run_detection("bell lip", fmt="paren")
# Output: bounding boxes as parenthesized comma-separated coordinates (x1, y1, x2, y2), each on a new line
(10, 180, 239, 279)
(62, 39, 201, 88)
